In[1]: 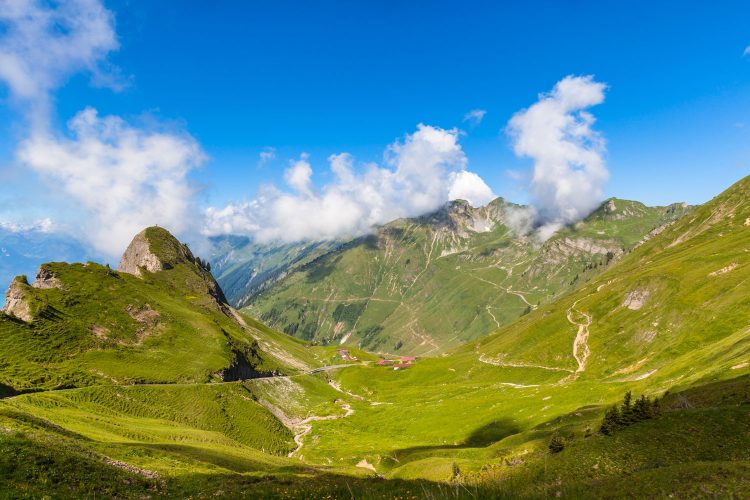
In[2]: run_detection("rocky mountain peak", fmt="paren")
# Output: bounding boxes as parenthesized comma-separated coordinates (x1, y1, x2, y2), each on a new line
(118, 226, 193, 277)
(117, 226, 228, 305)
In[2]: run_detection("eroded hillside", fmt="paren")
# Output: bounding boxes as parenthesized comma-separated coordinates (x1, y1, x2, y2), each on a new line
(242, 197, 689, 354)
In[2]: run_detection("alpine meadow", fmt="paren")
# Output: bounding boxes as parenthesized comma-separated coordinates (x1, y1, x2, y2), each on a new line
(1, 2, 750, 499)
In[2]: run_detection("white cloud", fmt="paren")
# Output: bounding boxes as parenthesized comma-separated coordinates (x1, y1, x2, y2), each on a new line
(463, 109, 487, 126)
(0, 1, 207, 257)
(448, 171, 495, 207)
(507, 75, 608, 239)
(204, 124, 495, 242)
(744, 46, 750, 57)
(0, 218, 53, 233)
(284, 153, 315, 197)
(258, 147, 276, 167)
(0, 0, 119, 126)
(18, 108, 205, 257)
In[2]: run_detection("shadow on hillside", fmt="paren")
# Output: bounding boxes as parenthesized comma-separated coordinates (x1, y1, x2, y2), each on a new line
(165, 471, 501, 499)
(304, 254, 341, 283)
(0, 383, 16, 399)
(138, 443, 305, 474)
(392, 417, 521, 463)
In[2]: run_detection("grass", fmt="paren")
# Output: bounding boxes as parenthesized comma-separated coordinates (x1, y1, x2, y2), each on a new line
(0, 227, 345, 392)
(2, 178, 750, 497)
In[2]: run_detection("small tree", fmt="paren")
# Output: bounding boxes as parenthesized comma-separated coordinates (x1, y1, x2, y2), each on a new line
(620, 391, 634, 424)
(633, 394, 652, 421)
(599, 405, 621, 435)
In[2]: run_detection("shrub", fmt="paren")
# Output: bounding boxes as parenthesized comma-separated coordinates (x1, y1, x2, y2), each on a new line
(548, 434, 565, 453)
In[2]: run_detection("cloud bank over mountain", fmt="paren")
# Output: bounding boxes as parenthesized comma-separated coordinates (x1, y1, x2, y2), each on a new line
(204, 124, 496, 243)
(19, 108, 205, 257)
(507, 75, 608, 239)
(0, 1, 610, 254)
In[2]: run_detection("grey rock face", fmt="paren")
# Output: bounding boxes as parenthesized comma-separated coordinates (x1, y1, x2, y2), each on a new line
(117, 229, 165, 277)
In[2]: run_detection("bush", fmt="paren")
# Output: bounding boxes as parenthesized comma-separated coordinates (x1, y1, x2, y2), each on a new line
(548, 434, 565, 453)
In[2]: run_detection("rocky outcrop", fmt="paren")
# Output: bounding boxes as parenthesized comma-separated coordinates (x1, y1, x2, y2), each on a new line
(118, 227, 228, 306)
(540, 237, 623, 266)
(117, 229, 166, 277)
(32, 266, 63, 289)
(2, 276, 33, 322)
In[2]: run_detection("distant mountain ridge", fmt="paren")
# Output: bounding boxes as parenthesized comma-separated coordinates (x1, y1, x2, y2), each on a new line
(227, 197, 690, 354)
(0, 228, 92, 306)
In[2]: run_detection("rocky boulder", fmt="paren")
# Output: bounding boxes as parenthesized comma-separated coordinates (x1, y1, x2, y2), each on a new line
(2, 276, 33, 322)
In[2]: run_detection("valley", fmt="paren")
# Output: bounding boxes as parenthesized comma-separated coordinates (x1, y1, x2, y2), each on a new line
(1, 177, 749, 497)
(233, 197, 689, 355)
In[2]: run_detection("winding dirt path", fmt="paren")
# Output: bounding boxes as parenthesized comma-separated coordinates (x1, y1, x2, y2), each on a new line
(288, 401, 354, 458)
(478, 353, 573, 373)
(485, 305, 500, 328)
(566, 299, 592, 376)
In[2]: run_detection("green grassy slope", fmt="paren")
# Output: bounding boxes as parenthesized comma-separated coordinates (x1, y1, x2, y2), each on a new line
(2, 177, 750, 498)
(2, 372, 747, 498)
(463, 175, 750, 387)
(233, 177, 749, 494)
(210, 235, 341, 308)
(243, 198, 688, 355)
(0, 227, 327, 392)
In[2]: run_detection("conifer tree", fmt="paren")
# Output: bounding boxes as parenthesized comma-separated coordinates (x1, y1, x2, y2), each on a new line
(620, 391, 634, 424)
(600, 405, 621, 435)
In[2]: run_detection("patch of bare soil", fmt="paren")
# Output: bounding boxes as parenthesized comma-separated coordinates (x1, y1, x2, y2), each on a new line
(622, 290, 649, 310)
(708, 263, 738, 277)
(125, 304, 161, 345)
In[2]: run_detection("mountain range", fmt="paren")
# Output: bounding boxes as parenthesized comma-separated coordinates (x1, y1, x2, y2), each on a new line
(1, 178, 749, 498)
(214, 197, 689, 355)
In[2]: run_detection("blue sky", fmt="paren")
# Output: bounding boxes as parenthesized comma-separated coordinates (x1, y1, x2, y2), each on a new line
(0, 1, 749, 256)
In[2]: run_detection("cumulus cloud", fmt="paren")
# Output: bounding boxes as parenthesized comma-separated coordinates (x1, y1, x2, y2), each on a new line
(448, 171, 495, 206)
(0, 0, 119, 126)
(507, 75, 608, 238)
(463, 109, 487, 126)
(18, 108, 205, 257)
(204, 124, 496, 243)
(0, 0, 207, 257)
(284, 154, 315, 197)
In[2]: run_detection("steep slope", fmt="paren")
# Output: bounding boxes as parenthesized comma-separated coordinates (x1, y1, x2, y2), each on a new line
(242, 197, 689, 354)
(210, 235, 340, 308)
(464, 175, 750, 387)
(0, 227, 322, 392)
(0, 179, 749, 498)
(258, 177, 750, 490)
